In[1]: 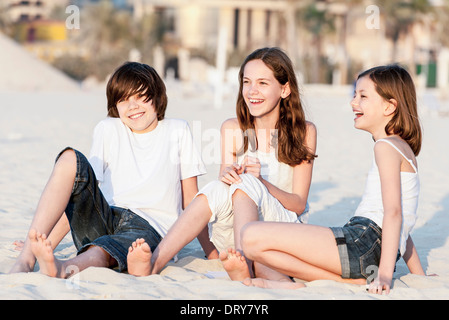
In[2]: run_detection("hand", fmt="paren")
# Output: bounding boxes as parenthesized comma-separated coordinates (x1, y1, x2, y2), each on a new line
(241, 156, 262, 180)
(367, 274, 392, 295)
(220, 163, 244, 185)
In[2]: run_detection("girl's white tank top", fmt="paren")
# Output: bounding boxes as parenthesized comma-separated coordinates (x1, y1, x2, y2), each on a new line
(354, 139, 420, 255)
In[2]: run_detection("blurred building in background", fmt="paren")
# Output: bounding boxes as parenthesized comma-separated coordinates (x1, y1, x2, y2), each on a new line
(128, 0, 446, 88)
(1, 0, 449, 91)
(1, 0, 82, 63)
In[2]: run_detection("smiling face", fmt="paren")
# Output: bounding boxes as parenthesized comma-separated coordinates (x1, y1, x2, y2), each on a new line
(116, 94, 158, 134)
(242, 59, 290, 120)
(351, 76, 393, 138)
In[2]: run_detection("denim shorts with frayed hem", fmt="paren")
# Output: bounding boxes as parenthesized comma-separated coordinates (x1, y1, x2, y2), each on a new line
(56, 147, 162, 272)
(330, 216, 400, 279)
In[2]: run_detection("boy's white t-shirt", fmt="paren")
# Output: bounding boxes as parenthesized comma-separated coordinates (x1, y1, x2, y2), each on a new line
(88, 117, 207, 237)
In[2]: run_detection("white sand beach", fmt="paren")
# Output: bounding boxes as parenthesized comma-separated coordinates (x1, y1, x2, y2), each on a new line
(1, 37, 449, 300)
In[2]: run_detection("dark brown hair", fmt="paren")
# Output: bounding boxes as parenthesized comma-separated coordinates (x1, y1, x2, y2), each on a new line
(106, 62, 167, 120)
(358, 65, 422, 155)
(236, 47, 316, 166)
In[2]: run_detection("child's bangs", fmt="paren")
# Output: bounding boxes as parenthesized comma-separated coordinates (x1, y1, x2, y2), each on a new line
(118, 78, 152, 103)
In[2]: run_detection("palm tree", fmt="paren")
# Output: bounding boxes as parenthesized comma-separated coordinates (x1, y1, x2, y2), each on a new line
(297, 0, 364, 84)
(328, 0, 365, 84)
(297, 1, 335, 83)
(375, 0, 433, 63)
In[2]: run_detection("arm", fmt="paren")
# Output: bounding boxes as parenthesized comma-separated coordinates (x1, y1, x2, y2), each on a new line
(219, 118, 244, 184)
(244, 122, 317, 216)
(403, 236, 425, 275)
(370, 141, 403, 294)
(180, 176, 199, 211)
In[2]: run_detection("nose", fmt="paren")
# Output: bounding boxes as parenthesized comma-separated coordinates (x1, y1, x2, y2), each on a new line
(248, 84, 259, 95)
(350, 96, 358, 108)
(128, 97, 139, 109)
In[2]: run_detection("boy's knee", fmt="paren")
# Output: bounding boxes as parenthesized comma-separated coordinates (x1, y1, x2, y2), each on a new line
(55, 148, 77, 173)
(57, 148, 76, 162)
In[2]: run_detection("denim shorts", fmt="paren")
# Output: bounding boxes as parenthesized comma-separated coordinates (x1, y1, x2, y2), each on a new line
(56, 147, 162, 272)
(330, 216, 400, 279)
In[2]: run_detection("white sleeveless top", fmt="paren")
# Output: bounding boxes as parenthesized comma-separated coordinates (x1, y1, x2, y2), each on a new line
(354, 139, 420, 255)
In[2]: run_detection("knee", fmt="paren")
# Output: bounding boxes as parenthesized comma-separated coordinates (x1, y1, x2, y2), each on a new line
(54, 148, 77, 174)
(231, 188, 250, 201)
(231, 174, 264, 204)
(240, 222, 264, 259)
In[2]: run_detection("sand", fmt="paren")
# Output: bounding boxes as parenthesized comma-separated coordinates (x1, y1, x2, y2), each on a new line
(1, 39, 449, 300)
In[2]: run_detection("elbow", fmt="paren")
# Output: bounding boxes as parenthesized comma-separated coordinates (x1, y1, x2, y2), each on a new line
(385, 206, 402, 222)
(294, 201, 308, 217)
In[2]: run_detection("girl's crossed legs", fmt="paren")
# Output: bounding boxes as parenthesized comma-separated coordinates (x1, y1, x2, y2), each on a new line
(240, 221, 366, 289)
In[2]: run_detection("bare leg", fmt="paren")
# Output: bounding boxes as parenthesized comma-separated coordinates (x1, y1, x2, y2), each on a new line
(222, 189, 284, 281)
(12, 215, 69, 251)
(150, 195, 212, 274)
(29, 228, 115, 278)
(232, 189, 258, 252)
(9, 150, 76, 273)
(241, 221, 366, 286)
(127, 238, 152, 277)
(197, 225, 219, 260)
(47, 214, 71, 249)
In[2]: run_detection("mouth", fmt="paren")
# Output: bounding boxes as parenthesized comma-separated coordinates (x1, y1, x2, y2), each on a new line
(353, 110, 364, 120)
(129, 112, 145, 120)
(248, 98, 264, 105)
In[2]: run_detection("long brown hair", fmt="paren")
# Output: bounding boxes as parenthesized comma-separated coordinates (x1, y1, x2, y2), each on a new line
(235, 47, 316, 166)
(358, 65, 422, 155)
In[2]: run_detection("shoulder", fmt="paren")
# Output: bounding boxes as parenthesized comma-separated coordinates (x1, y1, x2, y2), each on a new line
(93, 117, 122, 135)
(161, 119, 195, 144)
(374, 138, 398, 155)
(161, 118, 190, 131)
(95, 117, 121, 129)
(163, 118, 188, 126)
(157, 118, 189, 133)
(220, 118, 240, 131)
(374, 139, 402, 167)
(305, 121, 317, 137)
(304, 121, 317, 148)
(374, 137, 411, 155)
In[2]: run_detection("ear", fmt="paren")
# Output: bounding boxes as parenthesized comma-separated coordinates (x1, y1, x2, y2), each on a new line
(281, 82, 291, 99)
(384, 98, 397, 116)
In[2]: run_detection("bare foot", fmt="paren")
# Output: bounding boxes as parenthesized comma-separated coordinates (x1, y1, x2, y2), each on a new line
(220, 248, 251, 281)
(29, 229, 62, 278)
(9, 257, 34, 274)
(243, 277, 306, 290)
(127, 238, 152, 277)
(12, 240, 24, 251)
